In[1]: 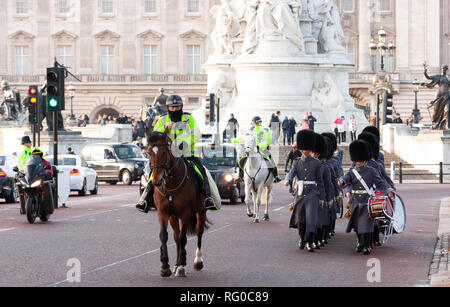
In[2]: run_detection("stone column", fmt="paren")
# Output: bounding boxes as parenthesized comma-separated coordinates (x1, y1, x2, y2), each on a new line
(395, 0, 409, 71)
(79, 0, 94, 74)
(36, 0, 51, 74)
(358, 0, 372, 72)
(121, 1, 137, 74)
(0, 4, 7, 74)
(426, 0, 441, 69)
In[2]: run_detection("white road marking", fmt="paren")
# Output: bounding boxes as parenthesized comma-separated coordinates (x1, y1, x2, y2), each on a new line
(45, 223, 233, 287)
(0, 228, 15, 233)
(273, 204, 290, 212)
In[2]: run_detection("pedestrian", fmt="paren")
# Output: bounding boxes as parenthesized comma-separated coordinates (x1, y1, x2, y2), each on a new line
(228, 114, 239, 138)
(301, 119, 309, 130)
(135, 137, 145, 150)
(66, 147, 75, 155)
(288, 116, 297, 145)
(286, 129, 325, 252)
(223, 123, 234, 143)
(338, 140, 390, 255)
(282, 116, 290, 146)
(131, 119, 138, 141)
(307, 112, 317, 131)
(339, 116, 347, 143)
(349, 114, 358, 142)
(333, 116, 342, 144)
(285, 142, 302, 173)
(393, 113, 403, 124)
(269, 113, 281, 145)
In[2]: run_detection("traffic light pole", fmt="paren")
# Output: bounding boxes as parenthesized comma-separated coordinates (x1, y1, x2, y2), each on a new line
(53, 110, 59, 209)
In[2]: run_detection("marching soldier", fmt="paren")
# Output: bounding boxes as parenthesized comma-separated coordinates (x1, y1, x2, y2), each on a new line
(362, 126, 385, 167)
(285, 130, 325, 252)
(312, 133, 334, 249)
(234, 116, 282, 183)
(338, 140, 390, 255)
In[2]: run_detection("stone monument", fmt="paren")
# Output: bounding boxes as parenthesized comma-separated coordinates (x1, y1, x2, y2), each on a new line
(196, 0, 368, 133)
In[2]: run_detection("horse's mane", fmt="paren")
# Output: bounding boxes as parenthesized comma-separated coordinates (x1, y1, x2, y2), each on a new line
(148, 131, 167, 144)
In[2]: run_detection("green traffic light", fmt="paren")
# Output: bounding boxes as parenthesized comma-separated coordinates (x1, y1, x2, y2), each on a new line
(49, 99, 58, 108)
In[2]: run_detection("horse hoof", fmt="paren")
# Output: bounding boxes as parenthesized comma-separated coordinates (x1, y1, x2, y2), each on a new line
(175, 266, 186, 277)
(247, 213, 254, 218)
(194, 261, 204, 271)
(253, 218, 260, 223)
(263, 214, 270, 221)
(161, 268, 172, 278)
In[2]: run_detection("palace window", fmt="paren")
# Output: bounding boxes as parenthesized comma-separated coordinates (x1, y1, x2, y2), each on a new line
(57, 46, 72, 68)
(100, 46, 115, 74)
(57, 0, 71, 14)
(187, 0, 199, 14)
(16, 0, 28, 15)
(378, 0, 391, 12)
(15, 46, 29, 75)
(340, 0, 354, 13)
(186, 45, 201, 75)
(144, 0, 156, 14)
(143, 45, 158, 74)
(101, 0, 114, 14)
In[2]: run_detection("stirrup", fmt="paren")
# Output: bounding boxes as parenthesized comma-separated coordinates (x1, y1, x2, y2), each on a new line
(136, 201, 149, 213)
(204, 197, 217, 211)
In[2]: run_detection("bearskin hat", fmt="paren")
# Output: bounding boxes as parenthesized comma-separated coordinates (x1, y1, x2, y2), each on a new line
(362, 126, 380, 141)
(297, 129, 316, 151)
(313, 133, 328, 159)
(323, 137, 334, 160)
(358, 132, 379, 160)
(322, 132, 337, 153)
(350, 140, 372, 162)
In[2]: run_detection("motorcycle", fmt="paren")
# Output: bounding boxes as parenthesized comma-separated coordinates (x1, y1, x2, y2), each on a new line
(14, 164, 56, 224)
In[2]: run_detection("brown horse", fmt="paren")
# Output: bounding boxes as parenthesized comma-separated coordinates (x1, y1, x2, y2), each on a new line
(146, 128, 210, 277)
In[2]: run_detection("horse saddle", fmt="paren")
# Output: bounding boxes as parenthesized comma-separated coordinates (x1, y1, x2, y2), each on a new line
(184, 159, 205, 192)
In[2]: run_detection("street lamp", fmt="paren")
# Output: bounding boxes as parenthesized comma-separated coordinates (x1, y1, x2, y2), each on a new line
(412, 77, 421, 124)
(66, 82, 77, 126)
(369, 27, 396, 72)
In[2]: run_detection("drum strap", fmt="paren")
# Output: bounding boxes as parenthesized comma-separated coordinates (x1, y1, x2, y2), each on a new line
(351, 169, 375, 197)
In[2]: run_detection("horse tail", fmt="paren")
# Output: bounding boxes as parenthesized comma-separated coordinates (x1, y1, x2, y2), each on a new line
(187, 214, 213, 235)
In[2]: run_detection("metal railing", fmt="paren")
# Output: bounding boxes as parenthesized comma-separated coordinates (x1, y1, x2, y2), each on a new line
(392, 162, 450, 184)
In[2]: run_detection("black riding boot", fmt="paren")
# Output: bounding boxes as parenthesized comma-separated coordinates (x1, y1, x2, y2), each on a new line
(136, 182, 155, 213)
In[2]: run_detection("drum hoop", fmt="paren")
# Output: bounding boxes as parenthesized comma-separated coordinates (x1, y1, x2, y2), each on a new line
(393, 194, 407, 233)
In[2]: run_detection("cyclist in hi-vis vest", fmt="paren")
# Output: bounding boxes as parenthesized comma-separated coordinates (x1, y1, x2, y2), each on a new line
(136, 95, 219, 213)
(232, 116, 282, 183)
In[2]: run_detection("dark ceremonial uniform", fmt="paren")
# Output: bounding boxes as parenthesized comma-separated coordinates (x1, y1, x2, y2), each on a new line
(341, 165, 390, 252)
(288, 155, 325, 247)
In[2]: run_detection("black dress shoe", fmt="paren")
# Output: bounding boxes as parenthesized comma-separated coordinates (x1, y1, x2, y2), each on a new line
(363, 247, 371, 255)
(315, 242, 321, 249)
(374, 241, 382, 247)
(306, 243, 314, 252)
(298, 240, 305, 250)
(355, 244, 363, 253)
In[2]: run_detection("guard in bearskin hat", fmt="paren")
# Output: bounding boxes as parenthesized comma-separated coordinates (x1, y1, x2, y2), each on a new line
(285, 130, 325, 252)
(312, 133, 334, 249)
(338, 140, 390, 255)
(362, 126, 385, 166)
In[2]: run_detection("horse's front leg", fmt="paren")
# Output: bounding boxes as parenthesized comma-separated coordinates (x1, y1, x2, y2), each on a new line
(175, 216, 188, 277)
(263, 185, 272, 221)
(194, 212, 206, 271)
(245, 179, 253, 218)
(169, 216, 181, 273)
(159, 215, 171, 277)
(253, 184, 263, 223)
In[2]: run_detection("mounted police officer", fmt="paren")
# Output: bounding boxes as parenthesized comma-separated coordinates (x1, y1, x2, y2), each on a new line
(136, 94, 218, 213)
(234, 116, 282, 183)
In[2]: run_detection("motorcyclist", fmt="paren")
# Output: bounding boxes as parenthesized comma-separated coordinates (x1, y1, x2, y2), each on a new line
(233, 116, 282, 183)
(136, 94, 219, 213)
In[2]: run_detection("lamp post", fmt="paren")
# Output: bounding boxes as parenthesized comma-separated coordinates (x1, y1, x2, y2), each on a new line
(412, 77, 421, 124)
(66, 82, 77, 126)
(369, 26, 396, 128)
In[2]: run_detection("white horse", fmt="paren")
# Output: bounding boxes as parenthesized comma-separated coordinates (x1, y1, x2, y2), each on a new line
(242, 133, 274, 223)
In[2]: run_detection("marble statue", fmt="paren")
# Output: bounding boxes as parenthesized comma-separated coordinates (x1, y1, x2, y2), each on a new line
(318, 0, 345, 54)
(211, 0, 240, 55)
(242, 0, 304, 54)
(311, 74, 344, 110)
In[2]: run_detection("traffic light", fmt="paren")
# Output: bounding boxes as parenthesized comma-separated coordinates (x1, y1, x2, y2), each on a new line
(384, 92, 394, 124)
(27, 85, 38, 123)
(46, 67, 65, 111)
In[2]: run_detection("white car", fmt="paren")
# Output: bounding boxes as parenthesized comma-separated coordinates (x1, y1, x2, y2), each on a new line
(47, 155, 98, 196)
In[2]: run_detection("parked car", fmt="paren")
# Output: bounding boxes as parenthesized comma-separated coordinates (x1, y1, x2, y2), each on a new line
(47, 155, 98, 196)
(80, 143, 147, 185)
(198, 143, 245, 204)
(0, 154, 19, 203)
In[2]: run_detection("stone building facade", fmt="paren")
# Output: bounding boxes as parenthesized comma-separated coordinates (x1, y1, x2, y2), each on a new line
(0, 0, 449, 125)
